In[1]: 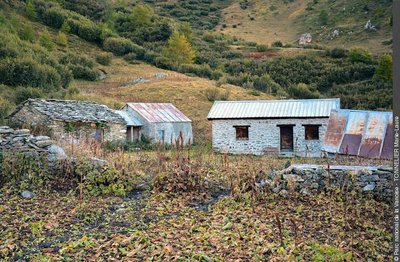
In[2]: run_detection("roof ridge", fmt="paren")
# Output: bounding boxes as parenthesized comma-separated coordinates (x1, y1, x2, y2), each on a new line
(213, 98, 340, 103)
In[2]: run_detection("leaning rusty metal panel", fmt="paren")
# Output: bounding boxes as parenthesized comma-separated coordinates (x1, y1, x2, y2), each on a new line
(321, 109, 348, 153)
(339, 111, 367, 155)
(358, 112, 387, 158)
(322, 109, 393, 159)
(381, 116, 394, 159)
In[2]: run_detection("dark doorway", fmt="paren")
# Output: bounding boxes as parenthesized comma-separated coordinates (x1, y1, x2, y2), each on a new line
(127, 126, 141, 142)
(279, 125, 294, 152)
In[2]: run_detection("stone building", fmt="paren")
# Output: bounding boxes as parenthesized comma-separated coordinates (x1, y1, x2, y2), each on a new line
(119, 103, 193, 145)
(207, 98, 340, 157)
(8, 99, 127, 142)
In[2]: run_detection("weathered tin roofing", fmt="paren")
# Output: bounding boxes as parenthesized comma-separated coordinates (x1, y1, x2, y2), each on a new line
(115, 110, 142, 126)
(207, 98, 340, 119)
(9, 99, 126, 124)
(126, 103, 191, 123)
(322, 109, 393, 159)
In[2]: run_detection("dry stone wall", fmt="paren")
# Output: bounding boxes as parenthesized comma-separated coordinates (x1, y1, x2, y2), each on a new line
(0, 126, 66, 166)
(258, 164, 393, 203)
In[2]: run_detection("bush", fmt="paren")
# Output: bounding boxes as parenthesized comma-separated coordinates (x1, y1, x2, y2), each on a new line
(0, 57, 61, 91)
(205, 87, 230, 101)
(68, 64, 100, 81)
(0, 97, 13, 125)
(19, 25, 35, 42)
(39, 30, 55, 51)
(103, 37, 144, 56)
(288, 83, 320, 99)
(56, 31, 68, 46)
(256, 44, 268, 52)
(178, 63, 212, 78)
(373, 54, 392, 83)
(328, 47, 347, 58)
(347, 48, 373, 63)
(14, 86, 43, 104)
(95, 52, 112, 65)
(272, 41, 283, 47)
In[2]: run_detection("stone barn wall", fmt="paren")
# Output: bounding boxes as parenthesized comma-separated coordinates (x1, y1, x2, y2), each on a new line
(212, 118, 329, 157)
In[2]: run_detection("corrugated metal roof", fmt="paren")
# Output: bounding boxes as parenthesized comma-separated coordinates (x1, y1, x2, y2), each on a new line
(115, 110, 142, 126)
(126, 103, 191, 123)
(207, 98, 340, 119)
(322, 109, 393, 159)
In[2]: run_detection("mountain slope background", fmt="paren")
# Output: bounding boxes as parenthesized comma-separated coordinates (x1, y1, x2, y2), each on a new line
(0, 0, 393, 142)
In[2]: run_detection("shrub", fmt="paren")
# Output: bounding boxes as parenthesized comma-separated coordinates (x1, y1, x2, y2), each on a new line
(318, 10, 328, 25)
(256, 44, 268, 52)
(373, 54, 392, 83)
(39, 30, 55, 51)
(95, 52, 112, 65)
(68, 64, 100, 81)
(19, 25, 35, 42)
(205, 87, 220, 101)
(178, 63, 212, 78)
(103, 37, 144, 56)
(59, 53, 96, 68)
(56, 31, 68, 47)
(288, 83, 320, 99)
(328, 47, 347, 58)
(14, 86, 44, 104)
(162, 32, 195, 66)
(26, 0, 37, 20)
(0, 57, 61, 91)
(0, 97, 13, 125)
(272, 41, 283, 47)
(347, 48, 373, 63)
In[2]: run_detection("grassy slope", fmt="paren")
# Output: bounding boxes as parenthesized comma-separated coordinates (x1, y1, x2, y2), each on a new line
(7, 11, 272, 143)
(217, 0, 392, 54)
(61, 31, 273, 143)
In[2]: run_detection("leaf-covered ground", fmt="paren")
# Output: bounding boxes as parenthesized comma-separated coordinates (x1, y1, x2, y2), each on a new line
(0, 189, 392, 261)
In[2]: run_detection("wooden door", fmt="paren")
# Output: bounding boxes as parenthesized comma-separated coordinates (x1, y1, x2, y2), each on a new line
(280, 126, 293, 152)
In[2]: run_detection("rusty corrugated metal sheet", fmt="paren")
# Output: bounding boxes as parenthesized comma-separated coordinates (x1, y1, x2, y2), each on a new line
(322, 109, 393, 159)
(126, 103, 191, 123)
(207, 98, 340, 119)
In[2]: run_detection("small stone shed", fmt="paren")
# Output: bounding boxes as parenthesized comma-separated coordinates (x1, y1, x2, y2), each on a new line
(119, 103, 193, 145)
(207, 98, 340, 157)
(8, 99, 127, 142)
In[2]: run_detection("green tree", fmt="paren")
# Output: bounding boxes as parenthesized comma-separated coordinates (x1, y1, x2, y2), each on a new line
(60, 22, 71, 34)
(318, 10, 328, 25)
(131, 4, 154, 27)
(39, 30, 55, 51)
(26, 0, 37, 20)
(57, 31, 68, 47)
(163, 32, 195, 67)
(179, 22, 193, 43)
(373, 54, 392, 82)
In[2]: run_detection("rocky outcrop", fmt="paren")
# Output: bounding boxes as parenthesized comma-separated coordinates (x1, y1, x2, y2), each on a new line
(257, 164, 392, 203)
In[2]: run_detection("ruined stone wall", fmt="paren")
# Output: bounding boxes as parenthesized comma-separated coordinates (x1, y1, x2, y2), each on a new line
(212, 118, 329, 157)
(259, 165, 392, 203)
(0, 126, 66, 165)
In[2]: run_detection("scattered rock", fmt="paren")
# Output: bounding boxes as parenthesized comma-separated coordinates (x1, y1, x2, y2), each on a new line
(47, 145, 67, 162)
(123, 77, 150, 87)
(363, 184, 375, 191)
(21, 190, 36, 199)
(154, 72, 167, 79)
(364, 20, 376, 31)
(90, 157, 108, 167)
(299, 33, 312, 45)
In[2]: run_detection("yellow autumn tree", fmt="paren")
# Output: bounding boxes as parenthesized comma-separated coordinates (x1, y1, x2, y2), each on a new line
(163, 32, 195, 67)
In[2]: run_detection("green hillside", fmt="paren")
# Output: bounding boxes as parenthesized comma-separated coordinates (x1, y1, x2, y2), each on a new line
(0, 0, 393, 135)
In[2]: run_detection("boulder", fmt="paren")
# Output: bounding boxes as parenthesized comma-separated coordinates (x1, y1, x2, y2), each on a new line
(21, 190, 36, 199)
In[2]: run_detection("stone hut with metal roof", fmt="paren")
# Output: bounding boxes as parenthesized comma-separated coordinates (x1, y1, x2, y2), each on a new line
(8, 99, 127, 142)
(120, 103, 193, 145)
(207, 98, 340, 157)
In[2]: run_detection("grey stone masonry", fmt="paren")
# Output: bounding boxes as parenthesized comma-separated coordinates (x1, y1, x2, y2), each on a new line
(212, 118, 329, 157)
(0, 126, 66, 165)
(257, 164, 393, 203)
